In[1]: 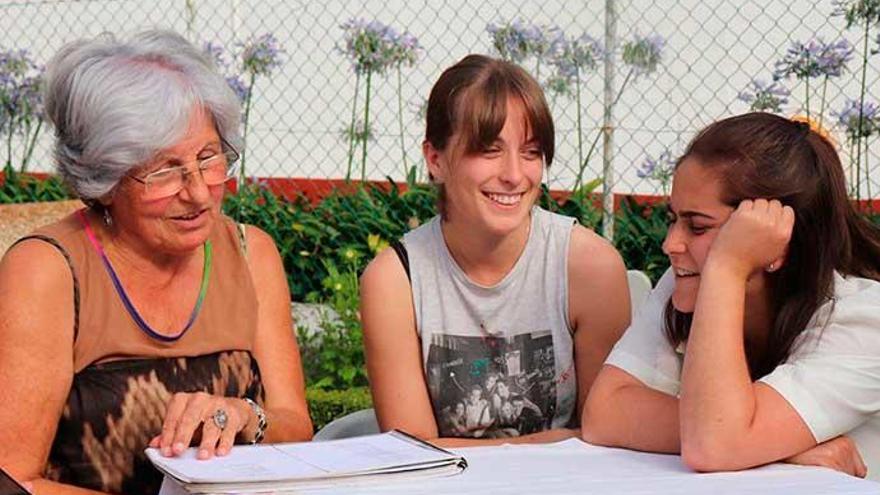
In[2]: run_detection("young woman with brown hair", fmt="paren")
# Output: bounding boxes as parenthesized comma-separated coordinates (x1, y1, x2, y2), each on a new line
(582, 112, 880, 479)
(361, 54, 631, 446)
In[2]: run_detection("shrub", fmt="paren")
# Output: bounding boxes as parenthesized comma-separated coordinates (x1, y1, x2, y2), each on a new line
(297, 259, 369, 390)
(306, 386, 373, 432)
(224, 181, 437, 302)
(0, 169, 71, 203)
(613, 198, 670, 284)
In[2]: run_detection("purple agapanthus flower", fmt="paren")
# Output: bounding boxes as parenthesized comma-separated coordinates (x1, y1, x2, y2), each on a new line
(773, 38, 853, 80)
(487, 20, 530, 63)
(203, 41, 228, 69)
(832, 0, 880, 28)
(393, 31, 421, 68)
(553, 34, 604, 79)
(546, 33, 604, 96)
(833, 98, 880, 141)
(818, 39, 854, 77)
(338, 18, 419, 74)
(737, 79, 791, 112)
(225, 75, 249, 103)
(637, 150, 675, 181)
(0, 48, 44, 134)
(487, 20, 563, 63)
(0, 49, 38, 79)
(622, 34, 664, 77)
(200, 41, 257, 105)
(240, 33, 284, 77)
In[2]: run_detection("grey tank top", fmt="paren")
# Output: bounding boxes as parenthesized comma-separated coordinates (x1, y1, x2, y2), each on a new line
(403, 206, 577, 439)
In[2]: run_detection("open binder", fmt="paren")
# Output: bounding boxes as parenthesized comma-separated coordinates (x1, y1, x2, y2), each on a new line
(147, 430, 467, 494)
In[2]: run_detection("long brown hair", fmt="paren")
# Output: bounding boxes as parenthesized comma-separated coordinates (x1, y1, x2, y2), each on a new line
(424, 54, 554, 218)
(664, 112, 880, 378)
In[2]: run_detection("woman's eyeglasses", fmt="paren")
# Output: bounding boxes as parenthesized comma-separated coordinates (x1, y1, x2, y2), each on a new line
(128, 146, 240, 201)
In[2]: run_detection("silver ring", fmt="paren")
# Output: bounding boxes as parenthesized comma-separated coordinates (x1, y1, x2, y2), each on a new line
(212, 408, 228, 430)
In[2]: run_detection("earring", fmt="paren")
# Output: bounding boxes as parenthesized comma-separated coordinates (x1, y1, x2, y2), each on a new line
(103, 208, 113, 227)
(766, 261, 777, 272)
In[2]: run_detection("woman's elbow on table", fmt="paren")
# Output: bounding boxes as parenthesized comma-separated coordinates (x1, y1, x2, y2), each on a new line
(680, 438, 750, 473)
(579, 375, 623, 446)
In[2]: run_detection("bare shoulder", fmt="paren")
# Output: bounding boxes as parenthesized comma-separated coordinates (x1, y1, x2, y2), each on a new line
(568, 224, 626, 280)
(0, 238, 76, 347)
(567, 224, 629, 332)
(360, 245, 408, 293)
(242, 224, 281, 261)
(1, 238, 74, 301)
(359, 246, 413, 337)
(241, 224, 286, 282)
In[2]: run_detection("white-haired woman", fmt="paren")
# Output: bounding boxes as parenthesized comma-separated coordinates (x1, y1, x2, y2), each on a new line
(0, 30, 312, 494)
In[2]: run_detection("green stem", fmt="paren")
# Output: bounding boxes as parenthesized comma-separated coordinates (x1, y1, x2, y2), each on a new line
(573, 67, 633, 190)
(804, 75, 810, 121)
(854, 17, 871, 203)
(865, 137, 871, 202)
(397, 64, 408, 178)
(360, 70, 373, 182)
(6, 117, 13, 170)
(239, 71, 256, 188)
(575, 67, 583, 166)
(857, 139, 862, 202)
(185, 0, 196, 40)
(19, 123, 29, 169)
(849, 139, 857, 196)
(818, 76, 828, 128)
(535, 59, 541, 82)
(21, 119, 42, 173)
(345, 70, 361, 182)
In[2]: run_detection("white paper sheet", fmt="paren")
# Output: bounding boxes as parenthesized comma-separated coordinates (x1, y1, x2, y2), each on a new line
(148, 431, 458, 484)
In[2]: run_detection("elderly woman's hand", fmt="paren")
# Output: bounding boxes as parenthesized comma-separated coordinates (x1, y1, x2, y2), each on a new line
(148, 392, 253, 459)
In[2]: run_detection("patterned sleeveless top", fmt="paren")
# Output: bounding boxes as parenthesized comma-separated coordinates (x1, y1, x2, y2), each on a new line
(18, 211, 264, 495)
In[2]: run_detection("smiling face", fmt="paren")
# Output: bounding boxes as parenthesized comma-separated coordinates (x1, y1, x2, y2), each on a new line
(662, 157, 735, 313)
(469, 387, 483, 403)
(425, 98, 543, 238)
(107, 106, 227, 257)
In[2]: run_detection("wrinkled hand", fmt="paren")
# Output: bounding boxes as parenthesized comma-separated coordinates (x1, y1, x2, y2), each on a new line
(708, 199, 794, 278)
(785, 435, 867, 478)
(149, 392, 252, 460)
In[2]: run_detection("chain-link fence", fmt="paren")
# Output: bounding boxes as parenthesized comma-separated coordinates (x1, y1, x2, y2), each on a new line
(2, 0, 879, 207)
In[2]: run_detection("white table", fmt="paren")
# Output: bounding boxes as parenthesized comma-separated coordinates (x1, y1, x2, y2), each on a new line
(161, 439, 879, 494)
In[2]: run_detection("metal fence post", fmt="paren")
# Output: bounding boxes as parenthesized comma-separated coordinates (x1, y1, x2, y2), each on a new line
(601, 0, 617, 241)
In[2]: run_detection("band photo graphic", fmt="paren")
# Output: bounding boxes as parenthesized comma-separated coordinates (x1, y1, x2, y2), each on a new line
(426, 331, 558, 438)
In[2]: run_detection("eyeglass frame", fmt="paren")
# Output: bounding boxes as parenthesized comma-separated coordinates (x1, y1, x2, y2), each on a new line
(126, 137, 240, 199)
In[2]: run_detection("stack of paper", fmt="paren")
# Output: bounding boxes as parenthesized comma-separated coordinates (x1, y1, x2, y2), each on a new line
(147, 430, 467, 494)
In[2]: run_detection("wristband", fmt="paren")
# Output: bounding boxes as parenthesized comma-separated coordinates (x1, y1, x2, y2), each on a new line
(244, 397, 267, 444)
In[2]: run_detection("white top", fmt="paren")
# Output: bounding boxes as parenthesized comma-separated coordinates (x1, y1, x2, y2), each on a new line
(606, 268, 880, 480)
(403, 207, 577, 438)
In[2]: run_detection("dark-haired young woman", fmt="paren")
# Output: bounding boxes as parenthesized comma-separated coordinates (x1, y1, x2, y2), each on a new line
(582, 112, 880, 480)
(360, 54, 631, 446)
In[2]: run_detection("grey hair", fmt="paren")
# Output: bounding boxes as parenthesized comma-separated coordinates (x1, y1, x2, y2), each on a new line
(44, 29, 242, 200)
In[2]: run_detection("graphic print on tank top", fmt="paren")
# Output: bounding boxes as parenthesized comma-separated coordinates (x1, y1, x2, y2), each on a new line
(426, 330, 557, 438)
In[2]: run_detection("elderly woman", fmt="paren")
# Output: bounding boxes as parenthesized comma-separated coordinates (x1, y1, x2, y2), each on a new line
(0, 30, 312, 494)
